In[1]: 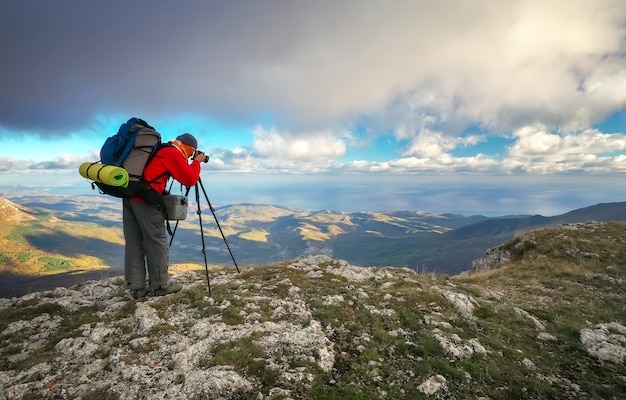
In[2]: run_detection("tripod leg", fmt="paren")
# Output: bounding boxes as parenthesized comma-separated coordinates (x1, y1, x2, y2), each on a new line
(197, 178, 240, 273)
(193, 184, 212, 296)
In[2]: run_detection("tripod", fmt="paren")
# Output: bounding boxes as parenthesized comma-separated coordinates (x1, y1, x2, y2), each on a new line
(168, 177, 239, 296)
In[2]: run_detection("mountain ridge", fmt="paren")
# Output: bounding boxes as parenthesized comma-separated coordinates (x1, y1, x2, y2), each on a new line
(442, 201, 626, 240)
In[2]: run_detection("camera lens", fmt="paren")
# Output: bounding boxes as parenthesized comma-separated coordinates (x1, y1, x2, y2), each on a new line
(197, 151, 209, 163)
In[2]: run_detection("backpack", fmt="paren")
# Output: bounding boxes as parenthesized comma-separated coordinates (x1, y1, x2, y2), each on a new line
(89, 117, 164, 204)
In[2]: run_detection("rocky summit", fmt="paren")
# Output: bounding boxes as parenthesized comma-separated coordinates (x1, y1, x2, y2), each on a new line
(1, 222, 626, 399)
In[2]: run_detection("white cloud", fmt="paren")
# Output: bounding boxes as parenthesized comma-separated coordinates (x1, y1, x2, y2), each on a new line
(0, 157, 30, 172)
(504, 125, 626, 173)
(208, 144, 343, 174)
(403, 129, 484, 158)
(352, 0, 626, 142)
(252, 126, 349, 160)
(29, 153, 88, 170)
(0, 152, 99, 174)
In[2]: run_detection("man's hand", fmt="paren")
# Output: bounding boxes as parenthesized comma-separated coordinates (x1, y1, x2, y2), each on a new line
(194, 151, 209, 163)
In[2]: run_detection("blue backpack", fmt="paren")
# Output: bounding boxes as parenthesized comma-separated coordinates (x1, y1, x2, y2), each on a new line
(100, 118, 160, 174)
(91, 118, 164, 203)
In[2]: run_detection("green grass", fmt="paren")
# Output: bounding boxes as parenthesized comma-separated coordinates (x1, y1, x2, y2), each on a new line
(199, 333, 282, 390)
(0, 252, 10, 267)
(39, 256, 73, 272)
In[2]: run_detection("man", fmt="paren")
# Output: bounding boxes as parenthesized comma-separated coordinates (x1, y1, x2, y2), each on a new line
(123, 133, 207, 299)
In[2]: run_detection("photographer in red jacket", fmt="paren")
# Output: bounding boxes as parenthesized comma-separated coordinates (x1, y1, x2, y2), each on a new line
(123, 133, 207, 299)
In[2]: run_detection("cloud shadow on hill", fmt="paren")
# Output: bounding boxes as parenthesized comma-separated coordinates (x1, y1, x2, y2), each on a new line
(23, 230, 123, 265)
(0, 269, 122, 298)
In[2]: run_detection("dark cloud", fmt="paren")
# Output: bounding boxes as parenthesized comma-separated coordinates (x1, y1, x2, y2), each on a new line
(1, 0, 625, 141)
(0, 1, 334, 134)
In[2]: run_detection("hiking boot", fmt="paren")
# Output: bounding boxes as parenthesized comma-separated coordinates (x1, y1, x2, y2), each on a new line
(131, 288, 148, 300)
(152, 282, 183, 297)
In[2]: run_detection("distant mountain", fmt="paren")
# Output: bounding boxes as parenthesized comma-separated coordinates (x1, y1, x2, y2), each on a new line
(1, 195, 625, 297)
(553, 201, 626, 223)
(442, 214, 552, 240)
(441, 201, 626, 240)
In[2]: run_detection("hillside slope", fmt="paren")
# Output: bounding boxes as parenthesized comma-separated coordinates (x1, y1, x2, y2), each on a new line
(1, 222, 624, 399)
(0, 197, 36, 222)
(0, 204, 123, 280)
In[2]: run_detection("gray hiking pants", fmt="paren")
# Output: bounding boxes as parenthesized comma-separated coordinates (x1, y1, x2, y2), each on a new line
(123, 198, 170, 290)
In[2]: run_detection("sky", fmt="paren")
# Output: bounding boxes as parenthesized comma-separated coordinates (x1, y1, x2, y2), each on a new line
(1, 0, 626, 216)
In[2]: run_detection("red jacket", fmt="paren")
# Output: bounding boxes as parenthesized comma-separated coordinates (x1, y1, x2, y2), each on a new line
(140, 145, 201, 196)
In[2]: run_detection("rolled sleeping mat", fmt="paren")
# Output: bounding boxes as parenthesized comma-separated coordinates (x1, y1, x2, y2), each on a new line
(79, 162, 129, 188)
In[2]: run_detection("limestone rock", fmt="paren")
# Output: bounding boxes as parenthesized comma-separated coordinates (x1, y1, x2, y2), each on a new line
(580, 322, 626, 364)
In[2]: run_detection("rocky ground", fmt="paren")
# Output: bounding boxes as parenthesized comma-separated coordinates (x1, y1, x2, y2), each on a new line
(1, 223, 625, 399)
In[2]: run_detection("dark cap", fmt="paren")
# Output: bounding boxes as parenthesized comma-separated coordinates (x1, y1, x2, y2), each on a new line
(176, 133, 197, 148)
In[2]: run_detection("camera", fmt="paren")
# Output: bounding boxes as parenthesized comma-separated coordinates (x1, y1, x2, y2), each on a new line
(195, 150, 209, 163)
